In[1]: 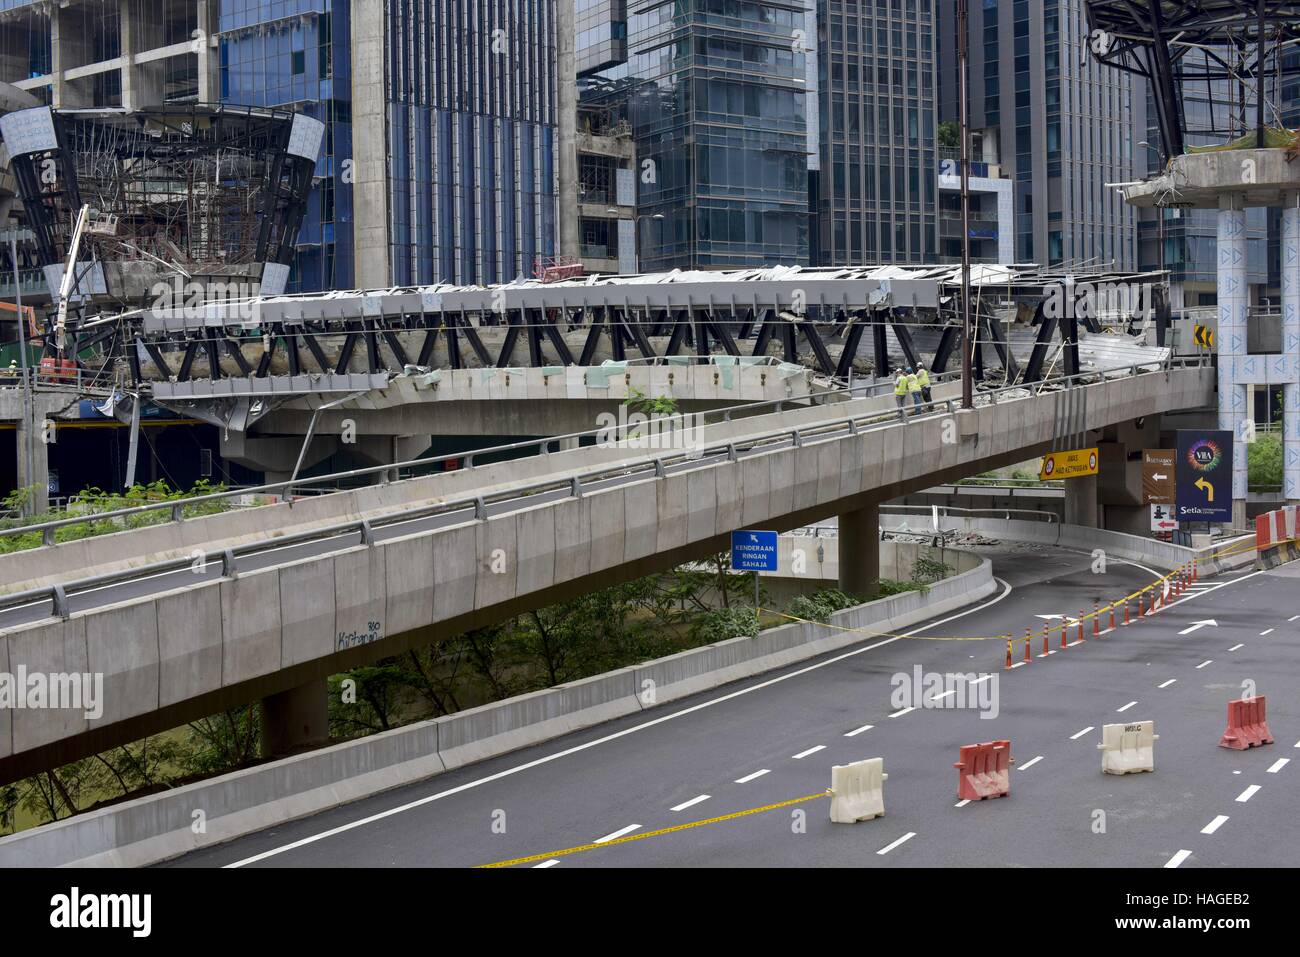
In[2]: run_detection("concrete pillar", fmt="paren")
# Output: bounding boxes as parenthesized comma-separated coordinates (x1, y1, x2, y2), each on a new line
(50, 6, 92, 108)
(195, 0, 218, 105)
(15, 418, 49, 513)
(1283, 195, 1300, 504)
(260, 679, 330, 757)
(120, 0, 165, 110)
(1064, 473, 1099, 527)
(838, 502, 880, 598)
(556, 0, 579, 261)
(350, 0, 390, 287)
(1217, 194, 1250, 521)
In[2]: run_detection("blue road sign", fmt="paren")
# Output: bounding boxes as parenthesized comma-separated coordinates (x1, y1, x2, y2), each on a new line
(731, 530, 778, 571)
(1175, 429, 1233, 523)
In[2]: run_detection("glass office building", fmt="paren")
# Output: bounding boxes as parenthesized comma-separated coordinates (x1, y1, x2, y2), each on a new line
(626, 0, 811, 270)
(219, 0, 353, 292)
(815, 0, 937, 265)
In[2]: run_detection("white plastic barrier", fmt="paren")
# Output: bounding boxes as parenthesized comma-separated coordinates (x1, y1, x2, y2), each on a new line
(1097, 720, 1158, 774)
(829, 757, 887, 823)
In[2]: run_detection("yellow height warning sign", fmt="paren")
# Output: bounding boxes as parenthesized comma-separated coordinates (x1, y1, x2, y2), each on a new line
(1039, 447, 1099, 481)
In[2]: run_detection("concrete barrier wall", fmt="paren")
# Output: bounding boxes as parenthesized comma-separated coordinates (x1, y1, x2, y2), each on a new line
(0, 554, 995, 868)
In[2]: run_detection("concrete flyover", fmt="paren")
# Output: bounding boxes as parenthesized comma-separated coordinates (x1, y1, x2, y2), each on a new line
(0, 361, 1214, 783)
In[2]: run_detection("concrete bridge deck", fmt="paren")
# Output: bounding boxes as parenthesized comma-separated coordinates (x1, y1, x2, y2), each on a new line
(0, 362, 1214, 782)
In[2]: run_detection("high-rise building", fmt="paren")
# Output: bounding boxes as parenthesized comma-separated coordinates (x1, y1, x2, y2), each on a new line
(813, 0, 938, 266)
(940, 0, 1138, 270)
(0, 0, 561, 292)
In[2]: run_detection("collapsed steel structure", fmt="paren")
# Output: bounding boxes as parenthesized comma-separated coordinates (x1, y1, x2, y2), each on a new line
(1084, 1, 1300, 158)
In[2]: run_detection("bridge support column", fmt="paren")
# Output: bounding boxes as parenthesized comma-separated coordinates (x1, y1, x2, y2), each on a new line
(838, 502, 880, 598)
(15, 417, 50, 513)
(1064, 474, 1099, 527)
(261, 679, 330, 758)
(1217, 194, 1250, 526)
(1283, 196, 1300, 505)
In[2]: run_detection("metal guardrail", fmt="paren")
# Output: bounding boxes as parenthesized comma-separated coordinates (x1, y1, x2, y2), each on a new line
(881, 504, 1060, 524)
(0, 356, 1209, 618)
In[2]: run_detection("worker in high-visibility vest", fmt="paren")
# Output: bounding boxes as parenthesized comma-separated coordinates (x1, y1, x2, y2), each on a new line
(893, 368, 910, 411)
(906, 367, 923, 409)
(915, 363, 932, 404)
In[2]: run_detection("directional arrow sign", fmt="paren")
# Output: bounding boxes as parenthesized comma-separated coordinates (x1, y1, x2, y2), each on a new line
(1194, 477, 1215, 502)
(1142, 450, 1176, 505)
(1178, 620, 1218, 636)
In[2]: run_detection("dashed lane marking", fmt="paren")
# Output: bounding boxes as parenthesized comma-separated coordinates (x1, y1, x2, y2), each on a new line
(1018, 756, 1044, 771)
(1158, 679, 1177, 689)
(1229, 643, 1244, 651)
(889, 707, 916, 717)
(1196, 660, 1213, 669)
(594, 824, 641, 843)
(671, 795, 710, 812)
(735, 769, 770, 784)
(533, 859, 560, 868)
(1235, 785, 1261, 803)
(1070, 727, 1094, 740)
(792, 746, 826, 759)
(1266, 758, 1290, 774)
(876, 832, 916, 856)
(1116, 701, 1137, 713)
(1164, 849, 1193, 869)
(844, 724, 874, 737)
(1260, 629, 1274, 636)
(1201, 816, 1230, 835)
(955, 800, 970, 808)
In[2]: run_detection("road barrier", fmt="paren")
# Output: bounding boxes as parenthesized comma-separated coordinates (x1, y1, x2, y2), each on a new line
(1098, 721, 1158, 774)
(829, 757, 887, 823)
(1255, 506, 1300, 569)
(955, 740, 1012, 800)
(1219, 696, 1276, 750)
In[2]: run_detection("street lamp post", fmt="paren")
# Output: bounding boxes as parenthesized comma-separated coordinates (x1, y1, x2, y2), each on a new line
(958, 0, 973, 409)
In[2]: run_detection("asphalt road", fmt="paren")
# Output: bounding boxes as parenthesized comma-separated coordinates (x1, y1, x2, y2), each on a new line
(166, 543, 1297, 869)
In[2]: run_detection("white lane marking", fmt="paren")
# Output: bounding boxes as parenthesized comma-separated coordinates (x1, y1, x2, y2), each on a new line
(876, 832, 916, 856)
(1229, 643, 1244, 651)
(792, 745, 826, 759)
(968, 675, 993, 686)
(1070, 727, 1094, 740)
(1018, 755, 1044, 771)
(1158, 679, 1177, 689)
(1195, 660, 1213, 669)
(1290, 615, 1300, 622)
(1235, 785, 1261, 803)
(844, 724, 874, 737)
(1010, 661, 1028, 669)
(955, 799, 971, 808)
(928, 690, 956, 702)
(594, 824, 641, 843)
(219, 579, 1023, 869)
(533, 859, 560, 868)
(1260, 628, 1274, 636)
(1164, 849, 1193, 869)
(1116, 701, 1137, 713)
(1201, 815, 1230, 835)
(670, 795, 710, 812)
(889, 707, 916, 717)
(1266, 758, 1290, 774)
(735, 769, 770, 784)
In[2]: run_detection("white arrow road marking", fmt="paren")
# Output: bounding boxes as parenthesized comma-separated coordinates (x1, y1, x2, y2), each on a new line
(671, 795, 710, 812)
(1235, 785, 1261, 803)
(594, 824, 641, 843)
(1070, 727, 1094, 740)
(876, 832, 916, 855)
(1179, 620, 1218, 635)
(1266, 758, 1290, 774)
(1201, 815, 1230, 835)
(1164, 849, 1193, 868)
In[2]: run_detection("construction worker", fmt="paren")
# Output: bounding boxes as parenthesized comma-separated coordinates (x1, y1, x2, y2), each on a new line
(916, 363, 932, 404)
(893, 368, 910, 411)
(906, 367, 923, 409)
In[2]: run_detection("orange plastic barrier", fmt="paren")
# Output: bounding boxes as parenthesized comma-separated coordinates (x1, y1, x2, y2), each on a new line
(1219, 696, 1276, 750)
(954, 740, 1012, 801)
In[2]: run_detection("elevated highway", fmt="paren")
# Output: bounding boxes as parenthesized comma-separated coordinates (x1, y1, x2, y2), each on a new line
(0, 360, 1214, 782)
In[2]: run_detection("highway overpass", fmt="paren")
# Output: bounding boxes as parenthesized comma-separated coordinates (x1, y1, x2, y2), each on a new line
(0, 360, 1214, 783)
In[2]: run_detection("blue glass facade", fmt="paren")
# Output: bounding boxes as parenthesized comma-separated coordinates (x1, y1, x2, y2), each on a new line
(383, 0, 557, 286)
(218, 0, 352, 291)
(626, 0, 810, 270)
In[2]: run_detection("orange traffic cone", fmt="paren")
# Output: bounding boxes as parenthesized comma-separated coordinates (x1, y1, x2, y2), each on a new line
(1024, 630, 1032, 663)
(1093, 604, 1101, 637)
(1077, 612, 1086, 643)
(1005, 639, 1013, 670)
